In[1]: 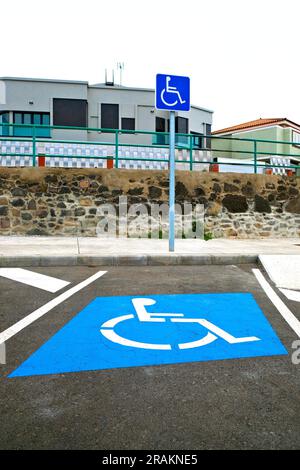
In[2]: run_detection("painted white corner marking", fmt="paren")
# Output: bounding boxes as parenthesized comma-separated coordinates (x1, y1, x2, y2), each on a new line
(253, 268, 300, 337)
(0, 268, 70, 293)
(279, 288, 300, 303)
(0, 270, 107, 344)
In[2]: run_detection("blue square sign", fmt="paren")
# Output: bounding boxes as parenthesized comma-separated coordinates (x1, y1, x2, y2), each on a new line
(9, 293, 287, 378)
(156, 74, 190, 111)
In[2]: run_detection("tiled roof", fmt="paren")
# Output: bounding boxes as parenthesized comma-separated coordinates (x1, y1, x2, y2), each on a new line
(212, 118, 300, 135)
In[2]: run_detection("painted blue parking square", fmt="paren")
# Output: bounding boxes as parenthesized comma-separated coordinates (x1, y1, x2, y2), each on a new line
(9, 293, 287, 378)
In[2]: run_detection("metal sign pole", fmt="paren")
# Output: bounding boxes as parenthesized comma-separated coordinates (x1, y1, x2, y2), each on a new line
(156, 74, 190, 252)
(169, 110, 175, 252)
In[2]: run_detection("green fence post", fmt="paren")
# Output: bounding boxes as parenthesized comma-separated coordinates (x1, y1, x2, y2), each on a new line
(32, 126, 36, 167)
(115, 130, 119, 169)
(189, 134, 193, 171)
(253, 140, 257, 174)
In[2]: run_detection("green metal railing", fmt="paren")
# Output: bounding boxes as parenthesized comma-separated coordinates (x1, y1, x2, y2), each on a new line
(1, 122, 300, 174)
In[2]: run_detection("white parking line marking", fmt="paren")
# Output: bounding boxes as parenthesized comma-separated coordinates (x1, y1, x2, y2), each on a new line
(279, 288, 300, 303)
(0, 268, 70, 293)
(259, 255, 300, 290)
(253, 268, 300, 338)
(0, 270, 107, 345)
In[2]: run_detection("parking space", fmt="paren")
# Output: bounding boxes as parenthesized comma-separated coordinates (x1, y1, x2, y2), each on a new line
(0, 264, 299, 449)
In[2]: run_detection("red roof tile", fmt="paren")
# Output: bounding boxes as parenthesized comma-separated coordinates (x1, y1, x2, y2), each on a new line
(212, 118, 300, 135)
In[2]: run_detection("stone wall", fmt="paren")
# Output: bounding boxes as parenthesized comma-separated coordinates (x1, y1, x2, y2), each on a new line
(0, 168, 300, 238)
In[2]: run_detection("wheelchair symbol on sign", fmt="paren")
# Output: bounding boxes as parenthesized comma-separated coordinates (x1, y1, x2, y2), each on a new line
(160, 76, 186, 107)
(100, 298, 260, 350)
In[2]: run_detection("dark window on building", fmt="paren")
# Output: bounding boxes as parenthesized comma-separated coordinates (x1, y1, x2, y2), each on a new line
(175, 117, 188, 146)
(13, 112, 50, 137)
(101, 103, 119, 130)
(155, 117, 165, 133)
(0, 112, 9, 136)
(205, 123, 211, 149)
(175, 117, 188, 134)
(191, 131, 203, 149)
(121, 117, 135, 131)
(53, 98, 87, 127)
(155, 117, 166, 144)
(206, 123, 211, 134)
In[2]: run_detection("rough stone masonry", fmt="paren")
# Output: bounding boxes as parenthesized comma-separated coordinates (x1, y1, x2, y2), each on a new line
(0, 168, 299, 238)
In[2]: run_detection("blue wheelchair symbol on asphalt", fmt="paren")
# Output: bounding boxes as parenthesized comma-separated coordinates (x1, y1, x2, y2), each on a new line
(156, 74, 190, 111)
(9, 293, 287, 378)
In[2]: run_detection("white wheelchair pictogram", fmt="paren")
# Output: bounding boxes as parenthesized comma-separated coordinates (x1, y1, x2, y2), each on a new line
(100, 298, 260, 350)
(160, 76, 186, 107)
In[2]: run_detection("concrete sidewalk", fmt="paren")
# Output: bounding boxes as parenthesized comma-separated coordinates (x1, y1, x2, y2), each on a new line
(0, 236, 299, 266)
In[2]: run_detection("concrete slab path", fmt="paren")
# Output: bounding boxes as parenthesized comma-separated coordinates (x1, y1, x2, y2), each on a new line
(0, 236, 299, 266)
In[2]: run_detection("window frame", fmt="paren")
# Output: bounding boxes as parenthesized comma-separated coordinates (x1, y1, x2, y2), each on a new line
(0, 111, 10, 136)
(175, 116, 189, 134)
(205, 123, 212, 149)
(53, 98, 88, 128)
(292, 130, 300, 148)
(121, 117, 135, 133)
(101, 103, 119, 130)
(191, 131, 204, 149)
(12, 111, 51, 137)
(155, 117, 166, 145)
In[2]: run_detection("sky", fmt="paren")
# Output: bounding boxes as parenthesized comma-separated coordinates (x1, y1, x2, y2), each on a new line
(1, 0, 300, 130)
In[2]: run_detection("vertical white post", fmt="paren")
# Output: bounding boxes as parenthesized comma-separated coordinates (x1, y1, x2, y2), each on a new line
(169, 110, 175, 252)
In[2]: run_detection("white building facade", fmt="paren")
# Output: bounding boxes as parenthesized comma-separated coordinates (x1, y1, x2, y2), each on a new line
(0, 77, 213, 170)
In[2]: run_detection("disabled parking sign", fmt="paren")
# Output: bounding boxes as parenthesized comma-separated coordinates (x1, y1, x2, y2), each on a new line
(9, 293, 287, 378)
(155, 73, 190, 252)
(156, 74, 190, 111)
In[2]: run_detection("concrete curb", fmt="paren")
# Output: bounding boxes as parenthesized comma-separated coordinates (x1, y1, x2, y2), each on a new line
(0, 254, 258, 267)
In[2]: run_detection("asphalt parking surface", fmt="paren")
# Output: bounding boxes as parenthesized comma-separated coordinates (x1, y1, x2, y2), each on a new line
(0, 264, 299, 450)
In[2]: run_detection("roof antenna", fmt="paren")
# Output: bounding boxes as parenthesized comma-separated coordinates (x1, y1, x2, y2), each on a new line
(105, 68, 114, 86)
(117, 62, 125, 86)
